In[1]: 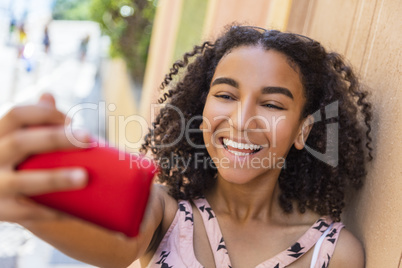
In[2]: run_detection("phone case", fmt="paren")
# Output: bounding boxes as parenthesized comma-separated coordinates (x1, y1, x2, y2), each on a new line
(16, 145, 157, 237)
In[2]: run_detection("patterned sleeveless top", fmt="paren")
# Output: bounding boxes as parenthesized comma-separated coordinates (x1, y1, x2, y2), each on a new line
(147, 198, 344, 268)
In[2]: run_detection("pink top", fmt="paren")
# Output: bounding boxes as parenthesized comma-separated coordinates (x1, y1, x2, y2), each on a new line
(147, 198, 344, 268)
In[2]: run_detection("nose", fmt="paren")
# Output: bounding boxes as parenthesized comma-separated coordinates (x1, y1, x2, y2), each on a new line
(230, 98, 258, 131)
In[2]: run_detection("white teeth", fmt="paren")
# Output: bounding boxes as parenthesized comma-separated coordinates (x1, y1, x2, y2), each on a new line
(222, 138, 262, 151)
(227, 149, 251, 156)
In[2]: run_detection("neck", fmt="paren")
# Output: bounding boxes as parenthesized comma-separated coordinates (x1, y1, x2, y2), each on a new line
(206, 169, 284, 223)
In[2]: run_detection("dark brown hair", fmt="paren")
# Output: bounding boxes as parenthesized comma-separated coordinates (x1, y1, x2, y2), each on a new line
(141, 25, 372, 221)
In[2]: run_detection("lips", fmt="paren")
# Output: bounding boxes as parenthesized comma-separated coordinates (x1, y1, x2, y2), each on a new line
(222, 138, 263, 156)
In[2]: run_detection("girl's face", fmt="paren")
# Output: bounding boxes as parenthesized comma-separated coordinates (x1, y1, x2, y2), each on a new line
(201, 46, 307, 184)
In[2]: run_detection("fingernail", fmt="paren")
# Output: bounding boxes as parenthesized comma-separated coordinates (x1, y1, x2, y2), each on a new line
(69, 169, 87, 187)
(74, 130, 98, 148)
(73, 129, 91, 142)
(38, 98, 53, 109)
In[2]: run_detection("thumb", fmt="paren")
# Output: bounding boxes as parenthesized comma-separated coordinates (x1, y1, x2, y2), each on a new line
(38, 93, 56, 109)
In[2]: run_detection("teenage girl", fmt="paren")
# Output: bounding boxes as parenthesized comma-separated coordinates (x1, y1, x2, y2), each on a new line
(0, 25, 372, 267)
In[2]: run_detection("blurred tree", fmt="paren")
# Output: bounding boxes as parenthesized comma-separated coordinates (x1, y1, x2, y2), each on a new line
(90, 0, 156, 85)
(52, 0, 92, 20)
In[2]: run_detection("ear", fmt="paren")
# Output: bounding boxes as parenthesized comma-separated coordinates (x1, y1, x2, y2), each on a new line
(294, 115, 314, 150)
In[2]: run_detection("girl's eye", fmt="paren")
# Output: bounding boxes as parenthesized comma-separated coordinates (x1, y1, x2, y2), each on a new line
(263, 103, 285, 110)
(215, 94, 234, 100)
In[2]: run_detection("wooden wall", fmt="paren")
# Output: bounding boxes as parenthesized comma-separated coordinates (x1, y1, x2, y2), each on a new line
(288, 0, 402, 266)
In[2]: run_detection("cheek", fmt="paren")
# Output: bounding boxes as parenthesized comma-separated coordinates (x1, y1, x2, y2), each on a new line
(268, 116, 300, 151)
(201, 100, 214, 147)
(201, 97, 224, 143)
(203, 97, 230, 117)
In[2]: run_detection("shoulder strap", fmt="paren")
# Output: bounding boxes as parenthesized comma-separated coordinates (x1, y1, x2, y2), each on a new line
(193, 198, 232, 268)
(310, 223, 334, 268)
(147, 200, 204, 268)
(256, 217, 334, 268)
(310, 221, 344, 268)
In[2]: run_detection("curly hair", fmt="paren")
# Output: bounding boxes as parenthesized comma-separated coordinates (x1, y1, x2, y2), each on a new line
(141, 25, 373, 221)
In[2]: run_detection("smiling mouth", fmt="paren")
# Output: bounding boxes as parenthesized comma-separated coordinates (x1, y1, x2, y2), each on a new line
(221, 138, 263, 156)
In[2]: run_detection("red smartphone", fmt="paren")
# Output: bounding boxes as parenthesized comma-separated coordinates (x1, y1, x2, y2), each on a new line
(16, 145, 157, 237)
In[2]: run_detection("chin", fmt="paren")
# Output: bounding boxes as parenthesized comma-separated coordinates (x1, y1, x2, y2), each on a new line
(216, 166, 279, 186)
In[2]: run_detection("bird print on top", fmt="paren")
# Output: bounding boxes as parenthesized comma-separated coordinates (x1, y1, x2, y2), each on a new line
(146, 198, 345, 268)
(287, 242, 305, 258)
(156, 251, 172, 268)
(325, 229, 337, 244)
(321, 254, 331, 268)
(217, 237, 227, 252)
(313, 219, 330, 233)
(179, 203, 193, 223)
(198, 205, 215, 220)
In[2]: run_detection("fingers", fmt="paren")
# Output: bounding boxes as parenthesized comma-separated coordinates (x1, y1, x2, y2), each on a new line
(0, 167, 86, 222)
(0, 93, 88, 224)
(0, 168, 87, 196)
(0, 197, 63, 223)
(0, 126, 92, 165)
(0, 104, 68, 137)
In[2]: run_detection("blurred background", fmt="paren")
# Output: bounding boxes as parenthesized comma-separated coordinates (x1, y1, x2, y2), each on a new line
(0, 0, 401, 267)
(0, 1, 156, 267)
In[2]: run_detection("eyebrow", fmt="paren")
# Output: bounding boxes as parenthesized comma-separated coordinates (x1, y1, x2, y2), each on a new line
(211, 77, 294, 100)
(211, 77, 239, 88)
(262, 86, 294, 99)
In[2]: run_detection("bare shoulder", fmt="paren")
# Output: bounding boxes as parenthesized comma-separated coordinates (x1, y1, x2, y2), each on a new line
(329, 228, 365, 268)
(138, 183, 178, 265)
(141, 183, 178, 237)
(153, 183, 178, 224)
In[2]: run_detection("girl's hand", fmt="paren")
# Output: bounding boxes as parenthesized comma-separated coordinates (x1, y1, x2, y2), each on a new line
(0, 94, 165, 268)
(0, 93, 89, 224)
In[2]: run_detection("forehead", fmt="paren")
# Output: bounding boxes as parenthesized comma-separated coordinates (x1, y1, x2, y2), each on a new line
(212, 46, 304, 98)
